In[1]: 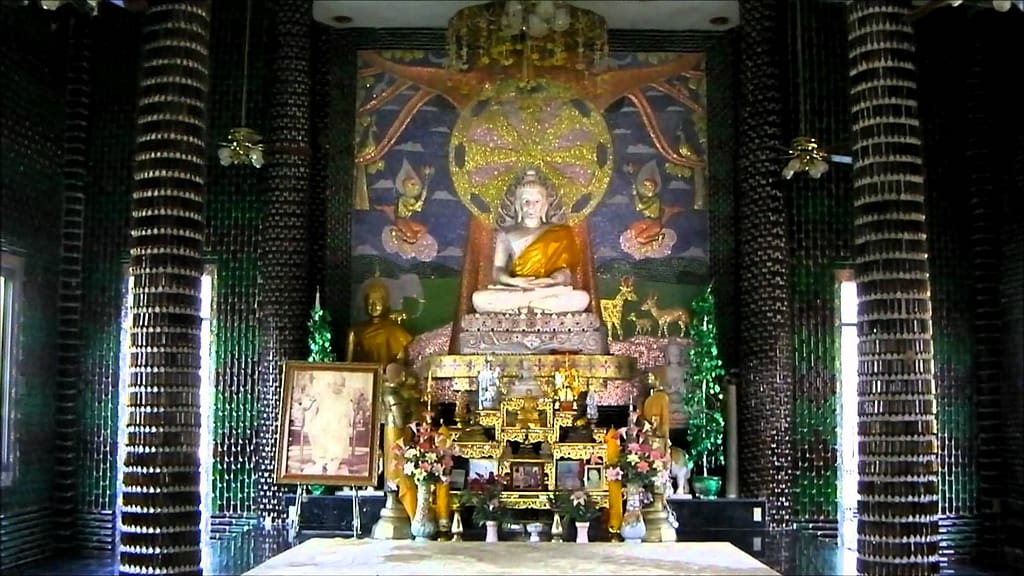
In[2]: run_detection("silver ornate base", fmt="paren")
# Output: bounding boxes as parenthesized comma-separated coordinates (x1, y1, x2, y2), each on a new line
(456, 312, 608, 355)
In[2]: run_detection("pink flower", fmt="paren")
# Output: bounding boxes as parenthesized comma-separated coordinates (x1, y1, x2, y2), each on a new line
(649, 450, 662, 461)
(627, 442, 641, 453)
(605, 467, 623, 481)
(636, 461, 650, 473)
(419, 462, 432, 471)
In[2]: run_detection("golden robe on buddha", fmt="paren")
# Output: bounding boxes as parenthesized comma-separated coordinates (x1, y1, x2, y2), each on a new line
(350, 319, 412, 365)
(510, 224, 581, 279)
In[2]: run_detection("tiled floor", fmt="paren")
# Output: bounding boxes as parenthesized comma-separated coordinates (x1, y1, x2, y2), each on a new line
(3, 529, 999, 576)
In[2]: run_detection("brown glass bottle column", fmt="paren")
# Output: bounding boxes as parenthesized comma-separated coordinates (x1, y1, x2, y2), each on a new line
(847, 2, 940, 574)
(119, 1, 210, 574)
(736, 0, 794, 530)
(255, 0, 312, 523)
(54, 12, 90, 545)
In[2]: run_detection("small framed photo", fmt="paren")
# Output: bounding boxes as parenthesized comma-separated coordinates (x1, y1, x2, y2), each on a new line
(468, 458, 498, 481)
(449, 469, 467, 490)
(583, 465, 605, 491)
(556, 460, 583, 490)
(274, 361, 381, 486)
(510, 461, 545, 491)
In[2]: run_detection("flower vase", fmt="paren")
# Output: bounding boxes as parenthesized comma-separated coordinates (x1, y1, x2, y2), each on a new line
(575, 521, 590, 543)
(410, 481, 437, 541)
(485, 520, 500, 543)
(620, 483, 647, 543)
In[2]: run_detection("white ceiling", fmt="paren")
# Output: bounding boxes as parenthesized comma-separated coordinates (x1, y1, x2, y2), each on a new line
(312, 1, 740, 31)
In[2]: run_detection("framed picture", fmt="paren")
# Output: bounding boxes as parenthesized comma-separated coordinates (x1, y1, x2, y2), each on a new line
(583, 465, 605, 491)
(274, 361, 381, 486)
(510, 461, 545, 491)
(556, 460, 583, 490)
(449, 469, 467, 490)
(468, 458, 498, 481)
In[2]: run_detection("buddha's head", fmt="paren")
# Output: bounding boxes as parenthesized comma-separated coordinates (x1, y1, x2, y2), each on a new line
(363, 279, 391, 320)
(514, 170, 549, 227)
(666, 341, 682, 365)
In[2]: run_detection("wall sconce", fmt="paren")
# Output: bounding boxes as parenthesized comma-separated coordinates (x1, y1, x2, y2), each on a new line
(217, 127, 264, 168)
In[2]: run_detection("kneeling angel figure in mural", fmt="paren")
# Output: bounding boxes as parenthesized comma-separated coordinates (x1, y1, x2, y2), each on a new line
(378, 158, 438, 261)
(620, 160, 682, 260)
(471, 169, 591, 314)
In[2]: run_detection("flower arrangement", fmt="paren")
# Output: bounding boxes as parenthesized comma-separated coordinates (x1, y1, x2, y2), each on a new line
(458, 472, 508, 526)
(605, 412, 672, 489)
(548, 489, 603, 522)
(394, 414, 457, 485)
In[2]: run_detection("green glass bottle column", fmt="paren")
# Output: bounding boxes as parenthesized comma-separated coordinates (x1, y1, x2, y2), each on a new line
(736, 0, 795, 530)
(119, 1, 210, 574)
(256, 0, 313, 524)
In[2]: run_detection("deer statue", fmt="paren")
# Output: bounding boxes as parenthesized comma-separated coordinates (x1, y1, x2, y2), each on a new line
(600, 276, 638, 341)
(627, 312, 655, 336)
(640, 293, 691, 338)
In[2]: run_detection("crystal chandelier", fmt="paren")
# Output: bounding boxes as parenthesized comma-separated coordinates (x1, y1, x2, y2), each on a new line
(217, 0, 263, 168)
(446, 1, 608, 79)
(781, 137, 829, 180)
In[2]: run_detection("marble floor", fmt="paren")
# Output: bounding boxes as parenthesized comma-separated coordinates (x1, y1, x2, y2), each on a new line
(243, 539, 779, 575)
(4, 529, 1002, 576)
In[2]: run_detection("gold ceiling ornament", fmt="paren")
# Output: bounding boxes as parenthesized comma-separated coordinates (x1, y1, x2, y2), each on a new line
(446, 1, 609, 81)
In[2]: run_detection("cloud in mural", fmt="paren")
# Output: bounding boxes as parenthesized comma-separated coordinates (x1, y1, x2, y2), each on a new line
(432, 190, 458, 201)
(354, 244, 380, 256)
(626, 144, 657, 154)
(620, 105, 638, 112)
(420, 105, 439, 112)
(392, 142, 424, 152)
(644, 89, 664, 97)
(666, 105, 686, 112)
(371, 179, 395, 189)
(604, 194, 630, 204)
(382, 104, 400, 111)
(612, 128, 631, 134)
(668, 180, 689, 189)
(438, 246, 464, 257)
(430, 126, 451, 133)
(595, 247, 620, 258)
(680, 247, 708, 260)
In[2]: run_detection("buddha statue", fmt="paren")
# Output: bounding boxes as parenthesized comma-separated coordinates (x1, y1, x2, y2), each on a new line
(346, 278, 413, 366)
(470, 169, 591, 314)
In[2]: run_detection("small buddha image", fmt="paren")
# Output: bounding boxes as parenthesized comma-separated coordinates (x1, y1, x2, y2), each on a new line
(346, 278, 413, 366)
(653, 340, 690, 430)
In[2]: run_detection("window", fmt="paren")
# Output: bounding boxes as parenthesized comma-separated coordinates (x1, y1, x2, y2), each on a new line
(117, 267, 215, 551)
(1, 253, 24, 487)
(837, 275, 859, 556)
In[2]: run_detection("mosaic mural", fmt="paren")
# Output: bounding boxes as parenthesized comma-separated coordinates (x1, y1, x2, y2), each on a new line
(349, 50, 710, 336)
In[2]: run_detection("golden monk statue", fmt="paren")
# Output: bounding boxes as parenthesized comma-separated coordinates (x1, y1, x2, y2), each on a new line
(471, 169, 591, 314)
(346, 278, 412, 365)
(642, 372, 671, 443)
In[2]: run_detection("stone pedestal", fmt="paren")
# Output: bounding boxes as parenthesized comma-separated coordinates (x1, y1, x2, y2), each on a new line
(456, 312, 607, 355)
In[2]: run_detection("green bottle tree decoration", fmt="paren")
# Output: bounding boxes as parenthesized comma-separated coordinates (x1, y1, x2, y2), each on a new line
(684, 284, 725, 477)
(308, 288, 335, 363)
(306, 288, 333, 496)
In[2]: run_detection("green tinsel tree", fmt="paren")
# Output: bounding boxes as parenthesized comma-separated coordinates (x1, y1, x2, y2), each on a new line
(307, 291, 335, 362)
(684, 284, 725, 477)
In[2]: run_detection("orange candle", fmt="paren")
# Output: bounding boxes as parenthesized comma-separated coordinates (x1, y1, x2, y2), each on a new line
(605, 427, 622, 533)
